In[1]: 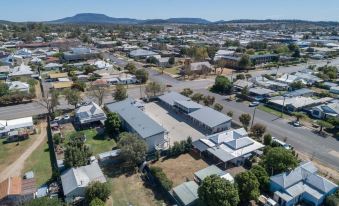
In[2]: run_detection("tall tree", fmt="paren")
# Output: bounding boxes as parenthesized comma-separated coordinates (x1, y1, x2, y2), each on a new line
(180, 88, 193, 97)
(316, 120, 333, 132)
(64, 132, 92, 168)
(261, 147, 299, 175)
(203, 95, 215, 106)
(212, 75, 232, 94)
(85, 182, 111, 203)
(213, 103, 223, 112)
(250, 165, 270, 192)
(235, 171, 260, 202)
(89, 83, 108, 106)
(104, 112, 121, 137)
(145, 81, 163, 98)
(191, 93, 204, 103)
(291, 112, 306, 122)
(124, 63, 137, 74)
(263, 133, 272, 146)
(238, 54, 251, 69)
(117, 133, 148, 167)
(239, 113, 251, 130)
(251, 123, 266, 140)
(198, 175, 240, 206)
(64, 89, 82, 109)
(114, 84, 127, 101)
(135, 69, 149, 84)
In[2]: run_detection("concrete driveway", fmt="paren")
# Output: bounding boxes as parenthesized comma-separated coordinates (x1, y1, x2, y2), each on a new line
(144, 102, 205, 145)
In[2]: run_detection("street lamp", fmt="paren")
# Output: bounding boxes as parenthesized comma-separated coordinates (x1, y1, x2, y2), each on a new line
(281, 96, 286, 118)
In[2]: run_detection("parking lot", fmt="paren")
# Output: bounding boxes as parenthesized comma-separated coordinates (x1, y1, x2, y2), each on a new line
(144, 102, 205, 145)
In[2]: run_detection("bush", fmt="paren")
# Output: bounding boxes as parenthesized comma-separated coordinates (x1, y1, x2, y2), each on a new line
(168, 137, 192, 157)
(325, 190, 339, 206)
(85, 181, 111, 203)
(150, 166, 173, 191)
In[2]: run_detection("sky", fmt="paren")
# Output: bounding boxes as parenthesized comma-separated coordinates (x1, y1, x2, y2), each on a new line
(1, 0, 339, 22)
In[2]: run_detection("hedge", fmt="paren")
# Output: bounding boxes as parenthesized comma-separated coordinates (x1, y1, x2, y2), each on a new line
(149, 166, 173, 191)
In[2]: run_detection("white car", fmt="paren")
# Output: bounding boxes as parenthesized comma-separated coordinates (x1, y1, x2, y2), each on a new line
(53, 116, 62, 121)
(249, 101, 260, 107)
(63, 114, 70, 120)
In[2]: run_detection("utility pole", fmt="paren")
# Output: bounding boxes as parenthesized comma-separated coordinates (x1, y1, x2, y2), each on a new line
(281, 96, 286, 118)
(251, 106, 257, 128)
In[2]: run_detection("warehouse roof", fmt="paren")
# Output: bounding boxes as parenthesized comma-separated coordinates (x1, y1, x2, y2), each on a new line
(188, 107, 231, 128)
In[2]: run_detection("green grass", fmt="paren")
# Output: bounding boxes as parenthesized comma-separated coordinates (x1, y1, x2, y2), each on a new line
(23, 140, 52, 186)
(0, 138, 35, 172)
(257, 105, 288, 117)
(67, 129, 117, 155)
(165, 67, 180, 75)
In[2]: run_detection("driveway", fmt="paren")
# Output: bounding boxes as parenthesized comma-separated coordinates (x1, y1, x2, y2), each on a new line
(144, 102, 205, 145)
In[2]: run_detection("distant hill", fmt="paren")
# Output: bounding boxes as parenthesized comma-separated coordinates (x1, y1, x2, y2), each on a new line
(0, 13, 338, 25)
(49, 13, 211, 25)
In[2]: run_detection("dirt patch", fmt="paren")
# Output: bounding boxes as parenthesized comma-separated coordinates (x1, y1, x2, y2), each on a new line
(226, 166, 247, 177)
(152, 153, 209, 187)
(297, 151, 339, 184)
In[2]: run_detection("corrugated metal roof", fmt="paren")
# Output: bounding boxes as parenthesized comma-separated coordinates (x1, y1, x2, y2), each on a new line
(105, 99, 165, 139)
(188, 107, 231, 128)
(172, 181, 199, 206)
(194, 165, 226, 182)
(158, 91, 190, 106)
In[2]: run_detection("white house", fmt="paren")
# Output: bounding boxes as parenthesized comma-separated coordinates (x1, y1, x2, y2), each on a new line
(0, 117, 34, 137)
(7, 81, 30, 93)
(75, 102, 107, 125)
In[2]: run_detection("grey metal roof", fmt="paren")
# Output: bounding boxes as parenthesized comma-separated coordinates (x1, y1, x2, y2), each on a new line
(225, 137, 254, 150)
(172, 181, 199, 206)
(188, 107, 232, 128)
(105, 99, 165, 139)
(192, 139, 210, 152)
(207, 147, 235, 162)
(129, 49, 157, 57)
(61, 162, 106, 196)
(174, 100, 203, 110)
(285, 88, 313, 97)
(194, 165, 226, 182)
(158, 91, 190, 106)
(249, 87, 275, 95)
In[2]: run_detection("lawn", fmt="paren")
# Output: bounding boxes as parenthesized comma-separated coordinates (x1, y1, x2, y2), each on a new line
(257, 105, 288, 118)
(23, 138, 52, 186)
(151, 153, 209, 187)
(66, 128, 117, 155)
(102, 164, 165, 206)
(165, 66, 180, 75)
(0, 136, 35, 172)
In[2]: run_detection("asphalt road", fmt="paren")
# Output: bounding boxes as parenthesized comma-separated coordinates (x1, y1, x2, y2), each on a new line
(196, 89, 339, 170)
(0, 102, 47, 119)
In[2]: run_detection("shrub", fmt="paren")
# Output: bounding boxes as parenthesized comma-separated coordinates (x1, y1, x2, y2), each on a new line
(150, 166, 173, 191)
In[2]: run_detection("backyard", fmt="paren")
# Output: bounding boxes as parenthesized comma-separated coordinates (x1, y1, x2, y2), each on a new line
(0, 133, 36, 172)
(23, 138, 52, 186)
(151, 153, 209, 187)
(102, 164, 165, 206)
(59, 123, 117, 156)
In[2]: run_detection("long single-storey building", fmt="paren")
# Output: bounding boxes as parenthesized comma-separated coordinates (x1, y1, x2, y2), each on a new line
(105, 99, 166, 151)
(158, 92, 232, 134)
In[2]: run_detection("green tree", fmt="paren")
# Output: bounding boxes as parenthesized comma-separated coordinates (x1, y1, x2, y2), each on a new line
(117, 133, 148, 166)
(150, 166, 173, 191)
(64, 132, 92, 168)
(241, 86, 249, 98)
(50, 90, 60, 114)
(24, 197, 64, 206)
(236, 74, 245, 80)
(317, 120, 333, 132)
(85, 181, 111, 203)
(214, 103, 223, 112)
(145, 81, 163, 98)
(263, 133, 272, 146)
(180, 88, 193, 97)
(212, 75, 232, 94)
(291, 112, 306, 122)
(0, 82, 9, 96)
(239, 113, 251, 130)
(235, 171, 260, 202)
(261, 147, 299, 175)
(238, 54, 251, 68)
(104, 112, 121, 137)
(325, 190, 339, 206)
(198, 175, 240, 206)
(114, 84, 127, 101)
(203, 95, 215, 106)
(250, 165, 269, 191)
(135, 69, 149, 84)
(251, 123, 266, 140)
(89, 198, 105, 206)
(227, 111, 234, 117)
(191, 93, 204, 103)
(64, 89, 82, 109)
(124, 63, 137, 74)
(290, 80, 305, 90)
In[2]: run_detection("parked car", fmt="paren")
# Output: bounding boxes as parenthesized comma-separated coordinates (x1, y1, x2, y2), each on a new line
(63, 114, 70, 120)
(249, 101, 260, 107)
(292, 121, 301, 127)
(272, 137, 292, 150)
(54, 116, 62, 121)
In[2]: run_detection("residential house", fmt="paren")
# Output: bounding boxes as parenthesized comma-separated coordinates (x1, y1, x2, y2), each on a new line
(9, 64, 34, 78)
(284, 88, 314, 98)
(52, 81, 73, 90)
(75, 102, 107, 126)
(268, 96, 333, 113)
(252, 76, 289, 91)
(44, 63, 62, 71)
(233, 79, 253, 91)
(249, 87, 275, 101)
(16, 48, 32, 58)
(270, 161, 337, 206)
(0, 176, 36, 206)
(60, 162, 106, 203)
(105, 99, 166, 151)
(311, 102, 339, 119)
(330, 86, 339, 95)
(192, 128, 264, 167)
(250, 54, 279, 65)
(7, 81, 30, 93)
(189, 61, 213, 74)
(129, 49, 158, 59)
(62, 47, 100, 62)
